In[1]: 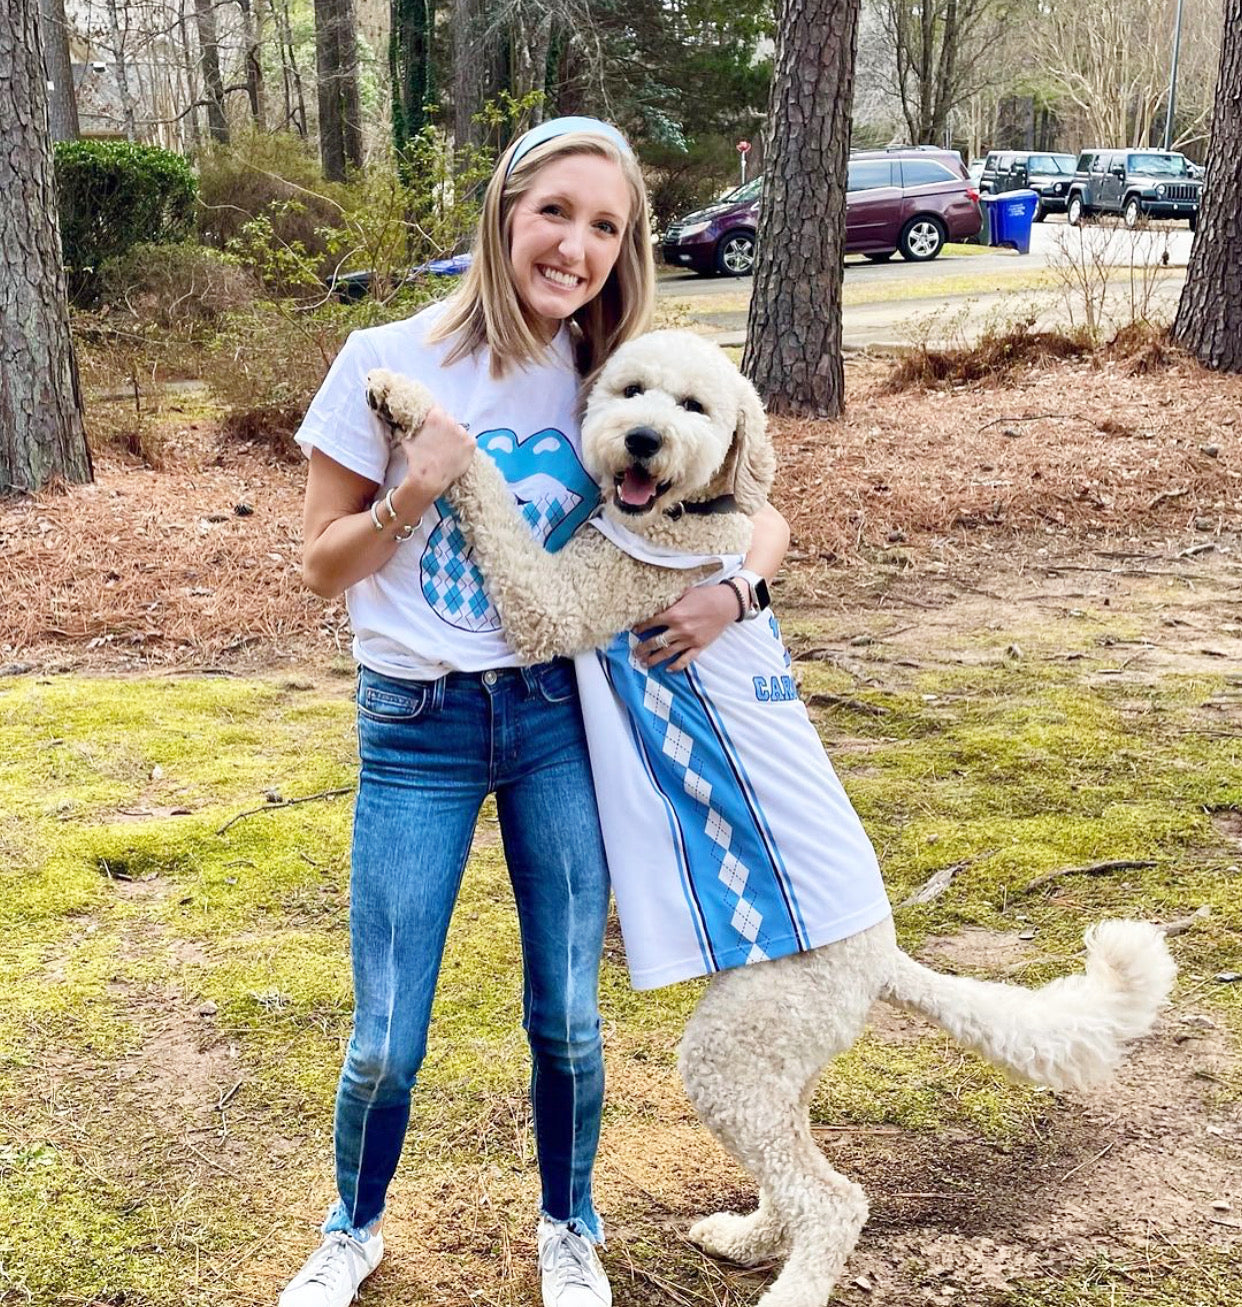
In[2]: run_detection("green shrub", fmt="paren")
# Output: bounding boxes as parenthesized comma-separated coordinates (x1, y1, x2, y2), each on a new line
(94, 243, 257, 332)
(195, 130, 350, 266)
(54, 140, 197, 304)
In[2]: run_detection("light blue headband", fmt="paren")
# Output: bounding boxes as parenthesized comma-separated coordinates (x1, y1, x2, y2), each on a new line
(505, 116, 632, 176)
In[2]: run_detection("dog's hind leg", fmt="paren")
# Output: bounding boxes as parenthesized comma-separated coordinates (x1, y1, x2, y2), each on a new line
(680, 933, 886, 1306)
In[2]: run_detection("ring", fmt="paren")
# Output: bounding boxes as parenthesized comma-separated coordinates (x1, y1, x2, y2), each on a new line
(651, 632, 671, 650)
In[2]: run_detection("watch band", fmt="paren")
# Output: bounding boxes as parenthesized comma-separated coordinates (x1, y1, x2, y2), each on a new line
(734, 569, 772, 620)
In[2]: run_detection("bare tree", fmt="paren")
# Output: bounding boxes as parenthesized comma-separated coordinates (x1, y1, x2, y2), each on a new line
(273, 0, 309, 134)
(1172, 0, 1242, 371)
(879, 0, 1003, 143)
(744, 0, 859, 416)
(194, 0, 230, 141)
(1036, 0, 1218, 148)
(1, 0, 92, 493)
(509, 1, 553, 115)
(102, 0, 140, 138)
(177, 0, 203, 145)
(237, 0, 267, 125)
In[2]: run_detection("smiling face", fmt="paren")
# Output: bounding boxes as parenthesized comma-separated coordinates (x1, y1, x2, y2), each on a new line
(581, 331, 762, 524)
(507, 153, 632, 340)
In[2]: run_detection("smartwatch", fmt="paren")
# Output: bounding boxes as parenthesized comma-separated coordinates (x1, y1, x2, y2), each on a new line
(734, 569, 772, 620)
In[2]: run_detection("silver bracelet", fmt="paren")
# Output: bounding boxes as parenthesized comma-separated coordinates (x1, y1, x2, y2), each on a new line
(368, 500, 385, 532)
(383, 487, 400, 522)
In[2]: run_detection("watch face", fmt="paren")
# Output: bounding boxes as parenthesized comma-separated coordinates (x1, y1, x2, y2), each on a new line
(754, 576, 772, 609)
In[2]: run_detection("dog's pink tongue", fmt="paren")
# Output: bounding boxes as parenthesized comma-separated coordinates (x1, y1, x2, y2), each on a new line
(619, 466, 657, 506)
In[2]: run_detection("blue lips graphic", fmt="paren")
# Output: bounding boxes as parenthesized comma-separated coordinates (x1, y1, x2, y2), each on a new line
(421, 426, 600, 633)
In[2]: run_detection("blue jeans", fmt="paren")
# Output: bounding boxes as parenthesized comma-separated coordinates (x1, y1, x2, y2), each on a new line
(325, 661, 609, 1244)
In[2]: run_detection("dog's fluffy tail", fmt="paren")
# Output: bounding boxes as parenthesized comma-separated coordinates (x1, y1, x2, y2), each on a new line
(879, 921, 1175, 1091)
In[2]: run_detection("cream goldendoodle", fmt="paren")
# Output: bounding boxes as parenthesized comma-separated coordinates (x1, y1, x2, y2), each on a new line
(365, 332, 1175, 1307)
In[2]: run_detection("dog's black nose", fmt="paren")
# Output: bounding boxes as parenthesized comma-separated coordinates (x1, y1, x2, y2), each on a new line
(624, 427, 662, 459)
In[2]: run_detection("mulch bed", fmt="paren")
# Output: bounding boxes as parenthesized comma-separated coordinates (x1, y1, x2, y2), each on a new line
(2, 353, 1238, 671)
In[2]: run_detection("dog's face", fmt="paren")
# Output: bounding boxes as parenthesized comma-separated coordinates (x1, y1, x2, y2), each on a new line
(582, 330, 774, 526)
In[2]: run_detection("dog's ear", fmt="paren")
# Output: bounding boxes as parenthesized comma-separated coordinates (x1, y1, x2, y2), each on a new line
(729, 373, 775, 514)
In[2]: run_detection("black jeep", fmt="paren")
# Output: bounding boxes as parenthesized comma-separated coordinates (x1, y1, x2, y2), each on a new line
(1066, 149, 1201, 229)
(978, 150, 1076, 220)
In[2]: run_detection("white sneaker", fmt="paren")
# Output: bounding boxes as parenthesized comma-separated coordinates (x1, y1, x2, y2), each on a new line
(537, 1218, 612, 1307)
(278, 1229, 384, 1307)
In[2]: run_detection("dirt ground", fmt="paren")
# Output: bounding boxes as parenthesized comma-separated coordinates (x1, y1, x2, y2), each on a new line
(4, 347, 1241, 1306)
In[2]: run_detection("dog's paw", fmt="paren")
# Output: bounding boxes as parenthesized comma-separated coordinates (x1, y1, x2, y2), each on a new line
(688, 1210, 784, 1266)
(365, 368, 436, 447)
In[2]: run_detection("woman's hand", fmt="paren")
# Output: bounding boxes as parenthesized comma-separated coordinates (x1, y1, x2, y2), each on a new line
(631, 505, 790, 673)
(399, 404, 475, 497)
(633, 583, 740, 673)
(302, 403, 475, 600)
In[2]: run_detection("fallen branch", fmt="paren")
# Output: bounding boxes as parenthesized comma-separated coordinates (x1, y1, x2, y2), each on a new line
(806, 692, 889, 717)
(1022, 859, 1157, 895)
(899, 854, 992, 908)
(977, 413, 1067, 431)
(1148, 487, 1189, 509)
(790, 645, 840, 662)
(1060, 1142, 1114, 1184)
(1160, 905, 1211, 937)
(216, 787, 354, 835)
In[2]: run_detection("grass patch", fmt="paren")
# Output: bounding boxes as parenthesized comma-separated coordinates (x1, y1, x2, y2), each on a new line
(1000, 1249, 1242, 1307)
(0, 656, 1237, 1302)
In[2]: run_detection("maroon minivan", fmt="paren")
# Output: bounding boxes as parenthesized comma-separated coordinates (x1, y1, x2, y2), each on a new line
(661, 147, 981, 275)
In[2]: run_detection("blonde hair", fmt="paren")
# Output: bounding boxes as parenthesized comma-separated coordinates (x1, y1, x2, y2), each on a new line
(430, 130, 656, 386)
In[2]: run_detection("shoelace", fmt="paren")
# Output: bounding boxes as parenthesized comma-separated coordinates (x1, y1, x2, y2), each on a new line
(541, 1229, 600, 1292)
(302, 1232, 360, 1289)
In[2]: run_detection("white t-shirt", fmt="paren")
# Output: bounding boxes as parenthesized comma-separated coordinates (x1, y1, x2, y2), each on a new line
(574, 520, 893, 989)
(295, 302, 600, 678)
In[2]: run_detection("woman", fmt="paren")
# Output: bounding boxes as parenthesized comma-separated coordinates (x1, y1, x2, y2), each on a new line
(282, 117, 790, 1307)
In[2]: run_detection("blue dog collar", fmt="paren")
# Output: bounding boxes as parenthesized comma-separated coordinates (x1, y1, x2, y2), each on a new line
(505, 116, 632, 175)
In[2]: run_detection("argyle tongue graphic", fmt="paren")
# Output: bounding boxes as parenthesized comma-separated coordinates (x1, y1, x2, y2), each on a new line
(420, 426, 599, 633)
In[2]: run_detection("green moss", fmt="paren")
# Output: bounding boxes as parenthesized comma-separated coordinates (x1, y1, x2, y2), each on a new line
(1001, 1249, 1242, 1306)
(0, 1142, 188, 1304)
(812, 1031, 1041, 1139)
(0, 658, 1238, 1302)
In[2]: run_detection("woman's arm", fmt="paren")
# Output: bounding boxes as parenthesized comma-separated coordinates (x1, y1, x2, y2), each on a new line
(301, 407, 475, 598)
(633, 502, 791, 672)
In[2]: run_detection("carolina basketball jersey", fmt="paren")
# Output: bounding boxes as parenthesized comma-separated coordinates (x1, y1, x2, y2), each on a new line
(574, 519, 893, 989)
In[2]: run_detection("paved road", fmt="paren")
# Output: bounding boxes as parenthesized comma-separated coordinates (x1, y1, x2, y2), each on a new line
(659, 215, 1195, 348)
(658, 215, 1196, 299)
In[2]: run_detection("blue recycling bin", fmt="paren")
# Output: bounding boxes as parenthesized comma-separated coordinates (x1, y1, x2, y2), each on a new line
(979, 189, 1040, 254)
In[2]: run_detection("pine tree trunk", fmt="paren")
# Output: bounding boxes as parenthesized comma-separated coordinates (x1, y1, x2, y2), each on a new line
(317, 0, 363, 177)
(316, 0, 346, 178)
(195, 0, 230, 143)
(452, 0, 484, 150)
(1171, 0, 1242, 373)
(338, 0, 364, 168)
(1, 0, 92, 493)
(39, 0, 79, 141)
(743, 0, 860, 418)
